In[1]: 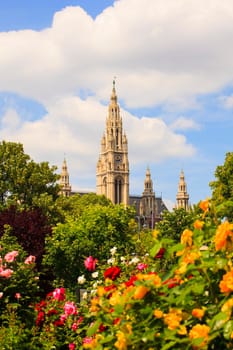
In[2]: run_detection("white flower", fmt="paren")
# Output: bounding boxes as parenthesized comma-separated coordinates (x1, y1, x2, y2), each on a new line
(107, 257, 116, 265)
(110, 246, 117, 256)
(92, 271, 99, 278)
(90, 289, 97, 295)
(77, 275, 86, 284)
(120, 256, 126, 263)
(129, 256, 140, 265)
(82, 291, 88, 300)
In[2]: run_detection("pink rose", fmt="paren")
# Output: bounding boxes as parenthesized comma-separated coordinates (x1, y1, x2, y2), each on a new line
(64, 301, 77, 316)
(15, 293, 21, 299)
(137, 263, 148, 271)
(71, 322, 78, 331)
(69, 343, 76, 350)
(0, 269, 13, 278)
(4, 250, 18, 262)
(24, 255, 36, 264)
(60, 314, 67, 322)
(53, 287, 65, 301)
(0, 292, 3, 298)
(84, 256, 97, 271)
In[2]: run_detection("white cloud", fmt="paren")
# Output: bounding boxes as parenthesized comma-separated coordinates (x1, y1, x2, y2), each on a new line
(1, 0, 232, 202)
(0, 1, 233, 109)
(170, 117, 201, 131)
(219, 94, 233, 109)
(0, 94, 196, 191)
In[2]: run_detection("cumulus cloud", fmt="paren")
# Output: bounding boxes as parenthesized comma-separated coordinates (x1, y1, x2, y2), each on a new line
(0, 94, 195, 190)
(169, 117, 201, 131)
(0, 1, 233, 108)
(219, 94, 233, 109)
(0, 0, 232, 198)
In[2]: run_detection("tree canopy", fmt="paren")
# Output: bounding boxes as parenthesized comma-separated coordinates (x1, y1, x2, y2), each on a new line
(210, 152, 233, 220)
(0, 141, 60, 208)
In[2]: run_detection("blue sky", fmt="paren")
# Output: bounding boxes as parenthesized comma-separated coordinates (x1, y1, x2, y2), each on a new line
(0, 0, 233, 210)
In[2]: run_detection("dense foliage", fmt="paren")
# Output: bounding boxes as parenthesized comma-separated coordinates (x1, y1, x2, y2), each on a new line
(210, 152, 233, 220)
(43, 204, 136, 291)
(0, 141, 60, 208)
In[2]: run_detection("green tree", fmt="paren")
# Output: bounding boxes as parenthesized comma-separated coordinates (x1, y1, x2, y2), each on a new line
(55, 192, 112, 222)
(210, 152, 233, 220)
(43, 204, 136, 291)
(155, 208, 196, 242)
(0, 141, 60, 208)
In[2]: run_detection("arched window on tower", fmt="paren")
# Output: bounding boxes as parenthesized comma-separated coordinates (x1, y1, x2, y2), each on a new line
(114, 177, 123, 204)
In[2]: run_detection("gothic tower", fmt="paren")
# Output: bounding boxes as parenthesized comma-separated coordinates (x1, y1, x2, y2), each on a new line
(140, 167, 157, 228)
(60, 158, 72, 197)
(96, 81, 129, 205)
(176, 169, 189, 210)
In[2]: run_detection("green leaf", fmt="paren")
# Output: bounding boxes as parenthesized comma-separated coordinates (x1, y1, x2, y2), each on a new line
(224, 320, 233, 339)
(150, 242, 162, 257)
(87, 320, 101, 337)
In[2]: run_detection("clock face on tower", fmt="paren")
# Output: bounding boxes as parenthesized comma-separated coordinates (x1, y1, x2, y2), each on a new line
(115, 155, 122, 163)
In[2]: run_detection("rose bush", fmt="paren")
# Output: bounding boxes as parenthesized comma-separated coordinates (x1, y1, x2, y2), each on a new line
(1, 199, 233, 349)
(72, 199, 233, 349)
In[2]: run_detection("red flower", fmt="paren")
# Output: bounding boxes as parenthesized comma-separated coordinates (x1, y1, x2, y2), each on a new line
(104, 266, 121, 280)
(104, 284, 117, 298)
(99, 324, 107, 332)
(125, 275, 138, 287)
(163, 277, 180, 289)
(36, 311, 45, 326)
(155, 248, 166, 259)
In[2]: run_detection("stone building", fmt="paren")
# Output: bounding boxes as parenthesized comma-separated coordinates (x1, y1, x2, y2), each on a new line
(96, 80, 129, 205)
(59, 82, 190, 225)
(176, 169, 189, 210)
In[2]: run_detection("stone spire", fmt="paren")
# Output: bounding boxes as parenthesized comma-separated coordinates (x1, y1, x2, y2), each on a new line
(176, 169, 189, 210)
(60, 158, 72, 197)
(96, 81, 129, 205)
(140, 167, 157, 228)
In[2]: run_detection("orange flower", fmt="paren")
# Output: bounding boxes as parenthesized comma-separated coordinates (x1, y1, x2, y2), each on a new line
(133, 285, 149, 299)
(214, 221, 233, 251)
(114, 330, 127, 350)
(192, 308, 205, 319)
(219, 269, 233, 294)
(164, 308, 183, 330)
(199, 199, 210, 212)
(181, 229, 193, 246)
(154, 309, 163, 318)
(189, 324, 210, 348)
(221, 298, 233, 319)
(137, 272, 162, 287)
(183, 250, 201, 264)
(193, 220, 204, 230)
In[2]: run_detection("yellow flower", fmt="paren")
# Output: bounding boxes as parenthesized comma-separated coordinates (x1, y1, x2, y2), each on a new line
(178, 325, 187, 335)
(193, 220, 204, 230)
(221, 298, 233, 320)
(109, 290, 122, 306)
(199, 199, 210, 212)
(175, 261, 188, 275)
(183, 250, 201, 264)
(192, 308, 205, 319)
(214, 221, 233, 251)
(189, 324, 210, 348)
(90, 297, 99, 313)
(181, 229, 193, 246)
(220, 269, 233, 294)
(114, 331, 127, 350)
(152, 229, 159, 238)
(154, 309, 163, 318)
(164, 308, 183, 330)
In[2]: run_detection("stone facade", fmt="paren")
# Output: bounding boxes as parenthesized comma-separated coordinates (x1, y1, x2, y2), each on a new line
(59, 83, 190, 224)
(96, 80, 129, 205)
